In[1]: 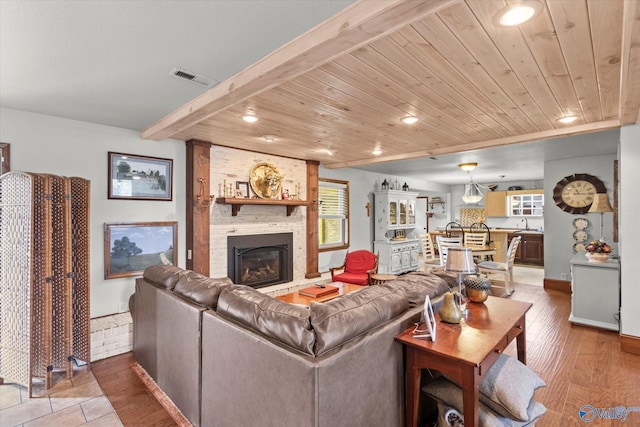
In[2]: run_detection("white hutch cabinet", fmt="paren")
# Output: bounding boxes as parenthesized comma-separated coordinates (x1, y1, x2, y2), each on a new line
(373, 190, 420, 274)
(569, 253, 620, 331)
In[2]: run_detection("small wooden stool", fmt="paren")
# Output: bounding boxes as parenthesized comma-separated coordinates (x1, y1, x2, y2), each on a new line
(370, 274, 398, 285)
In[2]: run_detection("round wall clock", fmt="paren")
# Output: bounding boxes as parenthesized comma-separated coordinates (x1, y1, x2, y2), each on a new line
(552, 173, 606, 214)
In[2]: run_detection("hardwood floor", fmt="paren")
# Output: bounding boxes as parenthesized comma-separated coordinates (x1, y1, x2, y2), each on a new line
(92, 282, 640, 426)
(92, 352, 176, 427)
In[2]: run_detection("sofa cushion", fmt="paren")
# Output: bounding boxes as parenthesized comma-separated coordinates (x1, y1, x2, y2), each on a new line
(386, 272, 450, 306)
(217, 286, 315, 355)
(173, 275, 233, 308)
(143, 265, 196, 290)
(428, 268, 460, 289)
(310, 284, 409, 356)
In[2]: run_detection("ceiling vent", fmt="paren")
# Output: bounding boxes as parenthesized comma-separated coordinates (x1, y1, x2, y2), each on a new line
(169, 67, 217, 88)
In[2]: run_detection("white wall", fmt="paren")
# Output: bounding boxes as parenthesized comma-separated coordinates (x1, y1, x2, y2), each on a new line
(544, 153, 617, 281)
(317, 166, 449, 272)
(620, 123, 639, 337)
(0, 108, 185, 318)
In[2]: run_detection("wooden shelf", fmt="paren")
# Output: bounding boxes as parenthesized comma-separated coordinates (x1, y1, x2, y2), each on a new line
(215, 197, 309, 216)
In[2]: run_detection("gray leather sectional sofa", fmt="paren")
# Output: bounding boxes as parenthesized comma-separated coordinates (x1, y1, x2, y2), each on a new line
(130, 265, 455, 427)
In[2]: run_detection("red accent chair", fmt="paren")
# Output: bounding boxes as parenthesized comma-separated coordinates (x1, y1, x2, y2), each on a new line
(329, 250, 379, 286)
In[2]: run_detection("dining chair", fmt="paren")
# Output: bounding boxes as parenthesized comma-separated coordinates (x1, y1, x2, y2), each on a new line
(419, 234, 441, 271)
(477, 236, 521, 295)
(436, 235, 462, 266)
(445, 222, 464, 238)
(464, 232, 489, 261)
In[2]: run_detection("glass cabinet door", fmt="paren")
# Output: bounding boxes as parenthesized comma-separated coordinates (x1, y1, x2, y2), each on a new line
(399, 201, 407, 225)
(407, 201, 415, 225)
(389, 201, 397, 225)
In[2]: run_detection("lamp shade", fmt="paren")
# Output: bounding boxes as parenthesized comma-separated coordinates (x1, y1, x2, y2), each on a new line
(588, 193, 613, 213)
(445, 247, 475, 274)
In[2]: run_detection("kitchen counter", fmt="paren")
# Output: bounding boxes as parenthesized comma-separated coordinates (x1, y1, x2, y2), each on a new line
(429, 229, 544, 264)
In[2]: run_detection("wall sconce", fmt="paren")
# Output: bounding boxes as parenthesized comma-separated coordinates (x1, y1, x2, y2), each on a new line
(196, 178, 215, 207)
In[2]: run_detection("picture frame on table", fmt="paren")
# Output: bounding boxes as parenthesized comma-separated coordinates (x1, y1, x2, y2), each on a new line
(236, 181, 250, 198)
(104, 221, 177, 279)
(108, 152, 173, 201)
(412, 296, 436, 341)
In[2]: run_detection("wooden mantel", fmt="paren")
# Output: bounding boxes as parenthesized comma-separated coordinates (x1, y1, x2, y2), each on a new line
(215, 197, 309, 216)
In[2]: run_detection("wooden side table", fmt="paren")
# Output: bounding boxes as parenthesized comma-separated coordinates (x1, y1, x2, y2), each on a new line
(395, 297, 532, 427)
(370, 273, 397, 285)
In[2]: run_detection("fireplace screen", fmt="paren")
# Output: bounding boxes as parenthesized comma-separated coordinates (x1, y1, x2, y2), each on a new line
(228, 233, 293, 288)
(236, 246, 286, 288)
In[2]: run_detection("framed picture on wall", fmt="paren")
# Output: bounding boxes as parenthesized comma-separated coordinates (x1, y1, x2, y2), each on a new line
(104, 221, 177, 279)
(108, 152, 173, 201)
(236, 181, 250, 198)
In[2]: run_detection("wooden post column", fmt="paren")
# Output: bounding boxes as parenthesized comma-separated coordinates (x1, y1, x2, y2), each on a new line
(186, 139, 212, 275)
(305, 160, 320, 279)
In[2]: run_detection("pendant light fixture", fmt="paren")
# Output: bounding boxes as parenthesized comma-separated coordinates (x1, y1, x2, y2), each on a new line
(458, 163, 483, 204)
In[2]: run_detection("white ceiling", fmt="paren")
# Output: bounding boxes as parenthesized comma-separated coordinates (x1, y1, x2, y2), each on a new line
(0, 0, 621, 185)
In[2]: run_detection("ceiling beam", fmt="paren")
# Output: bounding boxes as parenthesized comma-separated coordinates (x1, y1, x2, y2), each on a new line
(141, 0, 460, 141)
(324, 119, 621, 169)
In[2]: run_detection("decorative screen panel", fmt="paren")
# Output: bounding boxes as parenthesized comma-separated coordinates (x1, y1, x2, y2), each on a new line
(0, 172, 35, 390)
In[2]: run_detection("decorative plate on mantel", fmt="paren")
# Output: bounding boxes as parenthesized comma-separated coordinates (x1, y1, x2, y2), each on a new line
(249, 162, 283, 199)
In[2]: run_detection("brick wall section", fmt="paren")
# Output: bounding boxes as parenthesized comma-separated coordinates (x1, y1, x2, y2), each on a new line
(209, 146, 308, 279)
(90, 312, 132, 362)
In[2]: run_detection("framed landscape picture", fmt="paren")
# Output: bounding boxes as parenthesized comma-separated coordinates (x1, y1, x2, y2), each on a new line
(104, 221, 177, 279)
(108, 152, 173, 201)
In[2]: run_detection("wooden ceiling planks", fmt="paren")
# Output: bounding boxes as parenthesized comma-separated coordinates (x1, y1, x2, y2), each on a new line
(142, 0, 640, 168)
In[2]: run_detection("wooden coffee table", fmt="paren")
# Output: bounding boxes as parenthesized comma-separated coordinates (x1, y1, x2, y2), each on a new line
(395, 296, 532, 427)
(275, 282, 363, 305)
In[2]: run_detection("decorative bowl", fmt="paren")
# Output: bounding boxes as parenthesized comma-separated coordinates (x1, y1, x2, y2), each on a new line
(463, 275, 492, 303)
(585, 252, 610, 263)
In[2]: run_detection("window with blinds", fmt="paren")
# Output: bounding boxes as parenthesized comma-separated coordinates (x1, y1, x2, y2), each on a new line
(318, 178, 349, 251)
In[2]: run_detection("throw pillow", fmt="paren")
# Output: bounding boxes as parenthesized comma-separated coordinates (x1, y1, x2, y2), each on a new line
(476, 353, 547, 421)
(424, 377, 547, 426)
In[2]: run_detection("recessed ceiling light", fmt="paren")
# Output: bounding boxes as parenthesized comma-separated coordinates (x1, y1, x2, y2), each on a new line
(558, 115, 578, 124)
(372, 148, 382, 155)
(322, 149, 334, 156)
(494, 1, 543, 27)
(262, 135, 277, 142)
(242, 115, 258, 123)
(401, 116, 418, 125)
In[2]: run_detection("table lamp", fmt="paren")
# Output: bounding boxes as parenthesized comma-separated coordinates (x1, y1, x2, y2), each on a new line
(588, 193, 613, 240)
(445, 247, 476, 313)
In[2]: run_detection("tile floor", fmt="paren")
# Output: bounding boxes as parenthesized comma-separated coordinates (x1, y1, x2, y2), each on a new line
(0, 367, 122, 426)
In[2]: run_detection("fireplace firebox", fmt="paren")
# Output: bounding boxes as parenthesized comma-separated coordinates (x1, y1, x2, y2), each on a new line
(227, 233, 293, 288)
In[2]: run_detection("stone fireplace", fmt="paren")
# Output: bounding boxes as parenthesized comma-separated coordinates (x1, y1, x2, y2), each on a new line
(227, 233, 294, 288)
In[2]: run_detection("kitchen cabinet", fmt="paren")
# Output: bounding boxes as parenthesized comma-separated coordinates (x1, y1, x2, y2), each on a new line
(569, 253, 620, 331)
(374, 190, 420, 274)
(508, 232, 544, 266)
(485, 191, 507, 217)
